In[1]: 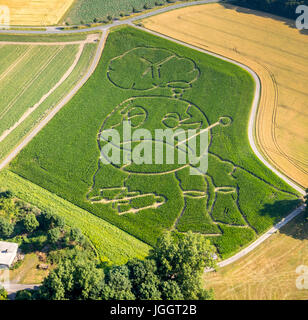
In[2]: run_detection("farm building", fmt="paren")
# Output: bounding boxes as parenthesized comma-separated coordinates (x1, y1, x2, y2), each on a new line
(0, 241, 18, 269)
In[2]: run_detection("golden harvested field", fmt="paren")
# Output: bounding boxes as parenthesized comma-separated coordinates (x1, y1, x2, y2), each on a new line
(203, 212, 308, 300)
(142, 3, 308, 188)
(0, 0, 74, 26)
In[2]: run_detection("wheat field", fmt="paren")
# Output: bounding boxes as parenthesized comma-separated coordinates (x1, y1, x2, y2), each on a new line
(142, 3, 308, 188)
(203, 212, 308, 300)
(0, 0, 74, 26)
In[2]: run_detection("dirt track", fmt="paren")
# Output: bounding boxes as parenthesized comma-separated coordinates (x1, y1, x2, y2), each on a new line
(142, 3, 308, 188)
(0, 34, 99, 46)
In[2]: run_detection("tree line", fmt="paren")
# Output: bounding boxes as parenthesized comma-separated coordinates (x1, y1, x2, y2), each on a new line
(231, 0, 308, 19)
(16, 232, 217, 300)
(0, 191, 88, 248)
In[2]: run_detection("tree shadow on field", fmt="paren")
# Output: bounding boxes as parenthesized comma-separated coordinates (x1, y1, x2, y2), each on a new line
(260, 199, 308, 240)
(280, 210, 308, 240)
(219, 3, 308, 35)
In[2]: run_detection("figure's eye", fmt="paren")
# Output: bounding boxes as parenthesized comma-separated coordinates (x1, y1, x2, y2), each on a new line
(123, 106, 147, 128)
(162, 113, 180, 128)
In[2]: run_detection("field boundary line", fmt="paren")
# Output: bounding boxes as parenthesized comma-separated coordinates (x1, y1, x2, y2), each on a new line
(0, 30, 108, 170)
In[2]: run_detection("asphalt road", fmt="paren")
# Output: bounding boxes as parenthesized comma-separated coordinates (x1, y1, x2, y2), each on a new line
(2, 283, 39, 296)
(0, 0, 220, 34)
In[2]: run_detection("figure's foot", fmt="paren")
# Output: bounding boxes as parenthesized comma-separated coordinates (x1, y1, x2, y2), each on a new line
(88, 187, 165, 215)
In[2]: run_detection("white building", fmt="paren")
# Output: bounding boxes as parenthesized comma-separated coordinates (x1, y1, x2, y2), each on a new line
(0, 241, 18, 269)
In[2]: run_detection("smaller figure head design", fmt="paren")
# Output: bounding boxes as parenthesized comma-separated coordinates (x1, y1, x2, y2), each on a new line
(107, 47, 200, 98)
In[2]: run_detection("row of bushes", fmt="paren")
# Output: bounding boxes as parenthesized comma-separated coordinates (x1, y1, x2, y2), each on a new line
(66, 0, 191, 25)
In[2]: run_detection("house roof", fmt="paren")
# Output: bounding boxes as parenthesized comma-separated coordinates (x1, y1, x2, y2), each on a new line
(0, 241, 18, 267)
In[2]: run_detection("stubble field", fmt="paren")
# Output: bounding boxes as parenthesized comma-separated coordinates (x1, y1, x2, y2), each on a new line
(142, 3, 308, 188)
(204, 211, 308, 300)
(0, 0, 74, 26)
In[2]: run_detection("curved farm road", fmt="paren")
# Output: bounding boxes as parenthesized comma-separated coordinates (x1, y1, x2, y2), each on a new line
(0, 0, 220, 34)
(0, 0, 305, 272)
(134, 25, 305, 269)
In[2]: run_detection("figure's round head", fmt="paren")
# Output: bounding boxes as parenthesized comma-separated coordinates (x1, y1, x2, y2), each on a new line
(99, 96, 211, 174)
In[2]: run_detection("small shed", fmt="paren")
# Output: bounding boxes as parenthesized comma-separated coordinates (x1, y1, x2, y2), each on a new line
(0, 241, 18, 269)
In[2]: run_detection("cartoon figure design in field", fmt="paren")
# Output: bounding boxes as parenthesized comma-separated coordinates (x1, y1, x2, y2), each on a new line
(86, 47, 296, 234)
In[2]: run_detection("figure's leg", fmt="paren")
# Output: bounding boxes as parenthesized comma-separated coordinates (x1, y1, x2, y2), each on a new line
(207, 152, 299, 230)
(206, 153, 247, 226)
(209, 187, 246, 226)
(174, 167, 221, 235)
